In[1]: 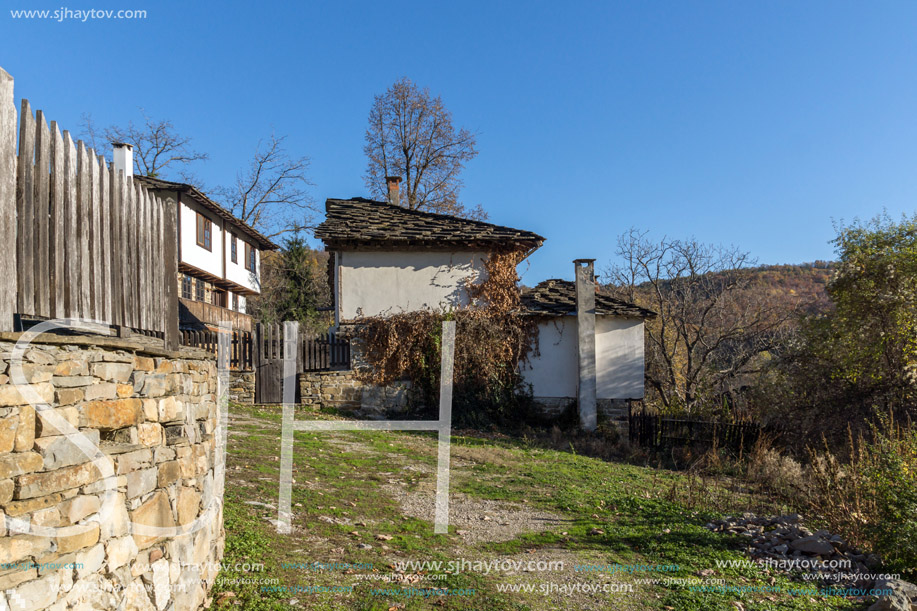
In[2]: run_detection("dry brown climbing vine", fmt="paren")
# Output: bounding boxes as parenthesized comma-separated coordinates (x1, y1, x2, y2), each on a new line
(352, 248, 538, 424)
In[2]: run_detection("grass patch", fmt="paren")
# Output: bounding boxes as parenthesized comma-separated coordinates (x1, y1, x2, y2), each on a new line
(213, 403, 870, 610)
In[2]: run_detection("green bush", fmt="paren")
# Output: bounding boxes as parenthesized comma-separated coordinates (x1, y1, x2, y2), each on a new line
(861, 414, 917, 577)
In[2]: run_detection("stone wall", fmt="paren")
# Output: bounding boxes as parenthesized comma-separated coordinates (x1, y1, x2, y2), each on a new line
(299, 371, 361, 411)
(0, 332, 225, 610)
(228, 371, 254, 405)
(299, 370, 410, 418)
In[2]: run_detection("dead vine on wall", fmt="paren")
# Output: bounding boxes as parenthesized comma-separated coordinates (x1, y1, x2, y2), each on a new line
(353, 249, 537, 423)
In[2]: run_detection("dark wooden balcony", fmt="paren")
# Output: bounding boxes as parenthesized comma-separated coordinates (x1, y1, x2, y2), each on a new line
(179, 298, 253, 333)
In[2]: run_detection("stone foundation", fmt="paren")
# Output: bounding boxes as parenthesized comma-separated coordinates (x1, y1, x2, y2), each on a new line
(532, 397, 631, 432)
(0, 332, 225, 610)
(299, 370, 410, 417)
(229, 371, 254, 405)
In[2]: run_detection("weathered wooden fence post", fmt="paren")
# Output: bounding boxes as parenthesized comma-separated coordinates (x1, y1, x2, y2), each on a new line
(162, 195, 179, 350)
(0, 68, 16, 332)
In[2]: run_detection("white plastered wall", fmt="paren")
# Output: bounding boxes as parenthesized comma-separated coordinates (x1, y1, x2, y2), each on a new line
(179, 196, 223, 276)
(225, 232, 261, 293)
(336, 250, 489, 320)
(522, 315, 645, 400)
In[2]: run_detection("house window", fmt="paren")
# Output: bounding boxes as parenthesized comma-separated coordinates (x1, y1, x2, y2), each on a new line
(244, 243, 256, 272)
(181, 274, 192, 299)
(230, 234, 238, 263)
(211, 289, 226, 308)
(196, 212, 212, 251)
(194, 278, 205, 302)
(232, 293, 239, 311)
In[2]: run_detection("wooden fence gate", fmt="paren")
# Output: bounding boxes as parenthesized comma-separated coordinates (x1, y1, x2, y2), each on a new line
(253, 323, 352, 403)
(254, 323, 285, 404)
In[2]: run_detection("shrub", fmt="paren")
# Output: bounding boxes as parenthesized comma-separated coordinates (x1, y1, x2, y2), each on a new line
(801, 413, 917, 578)
(747, 446, 806, 497)
(353, 309, 537, 427)
(351, 250, 539, 427)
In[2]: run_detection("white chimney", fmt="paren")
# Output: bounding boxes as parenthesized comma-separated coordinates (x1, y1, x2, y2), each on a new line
(574, 258, 597, 432)
(111, 142, 133, 177)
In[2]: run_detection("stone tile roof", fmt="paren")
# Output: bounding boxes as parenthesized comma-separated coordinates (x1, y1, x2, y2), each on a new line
(136, 176, 279, 250)
(521, 279, 656, 318)
(315, 198, 545, 251)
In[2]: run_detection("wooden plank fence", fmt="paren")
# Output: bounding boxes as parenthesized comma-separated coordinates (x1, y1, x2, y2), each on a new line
(249, 323, 351, 373)
(180, 329, 253, 371)
(628, 411, 760, 452)
(0, 68, 179, 348)
(299, 330, 351, 372)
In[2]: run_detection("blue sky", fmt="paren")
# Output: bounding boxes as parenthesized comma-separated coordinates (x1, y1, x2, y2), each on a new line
(3, 1, 917, 283)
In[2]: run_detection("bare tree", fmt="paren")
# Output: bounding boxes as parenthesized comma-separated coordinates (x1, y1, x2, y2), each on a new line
(606, 229, 797, 414)
(364, 77, 483, 219)
(214, 133, 314, 239)
(82, 110, 207, 178)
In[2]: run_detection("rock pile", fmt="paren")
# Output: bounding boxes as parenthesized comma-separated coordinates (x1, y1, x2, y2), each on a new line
(706, 513, 917, 610)
(704, 513, 878, 588)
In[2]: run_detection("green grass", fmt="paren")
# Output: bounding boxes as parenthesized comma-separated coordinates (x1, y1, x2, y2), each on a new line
(212, 403, 871, 611)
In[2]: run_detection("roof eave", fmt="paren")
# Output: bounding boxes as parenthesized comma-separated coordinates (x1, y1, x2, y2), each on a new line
(319, 238, 543, 252)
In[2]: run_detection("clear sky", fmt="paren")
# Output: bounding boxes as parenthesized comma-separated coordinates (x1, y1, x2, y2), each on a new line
(3, 1, 917, 283)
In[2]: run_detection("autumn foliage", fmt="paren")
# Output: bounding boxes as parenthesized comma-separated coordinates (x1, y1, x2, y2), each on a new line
(353, 250, 537, 425)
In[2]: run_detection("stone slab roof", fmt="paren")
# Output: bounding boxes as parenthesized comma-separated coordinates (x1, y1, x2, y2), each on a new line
(136, 176, 279, 251)
(521, 279, 656, 318)
(315, 198, 545, 251)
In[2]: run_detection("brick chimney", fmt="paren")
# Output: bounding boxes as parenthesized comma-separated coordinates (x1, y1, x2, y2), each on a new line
(385, 176, 402, 206)
(111, 142, 133, 177)
(574, 259, 597, 432)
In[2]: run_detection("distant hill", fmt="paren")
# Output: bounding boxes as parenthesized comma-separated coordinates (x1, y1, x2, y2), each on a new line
(739, 261, 835, 314)
(600, 260, 836, 315)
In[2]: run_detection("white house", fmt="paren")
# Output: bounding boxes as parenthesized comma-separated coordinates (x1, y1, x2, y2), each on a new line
(111, 145, 278, 332)
(520, 278, 655, 419)
(314, 179, 544, 325)
(314, 178, 653, 424)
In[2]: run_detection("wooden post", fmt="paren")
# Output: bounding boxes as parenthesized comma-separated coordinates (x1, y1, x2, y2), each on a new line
(161, 195, 179, 350)
(98, 154, 111, 322)
(77, 142, 91, 318)
(34, 111, 50, 318)
(137, 185, 147, 331)
(63, 132, 79, 319)
(89, 150, 100, 320)
(49, 123, 65, 318)
(253, 322, 263, 402)
(109, 167, 122, 325)
(16, 100, 34, 317)
(0, 68, 16, 331)
(151, 193, 161, 335)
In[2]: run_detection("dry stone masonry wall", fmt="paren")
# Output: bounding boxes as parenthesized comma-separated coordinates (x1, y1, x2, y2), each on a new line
(0, 333, 225, 610)
(299, 370, 410, 418)
(228, 371, 254, 405)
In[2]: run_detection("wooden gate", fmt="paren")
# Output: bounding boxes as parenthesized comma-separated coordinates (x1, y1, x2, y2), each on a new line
(254, 323, 285, 404)
(254, 323, 352, 403)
